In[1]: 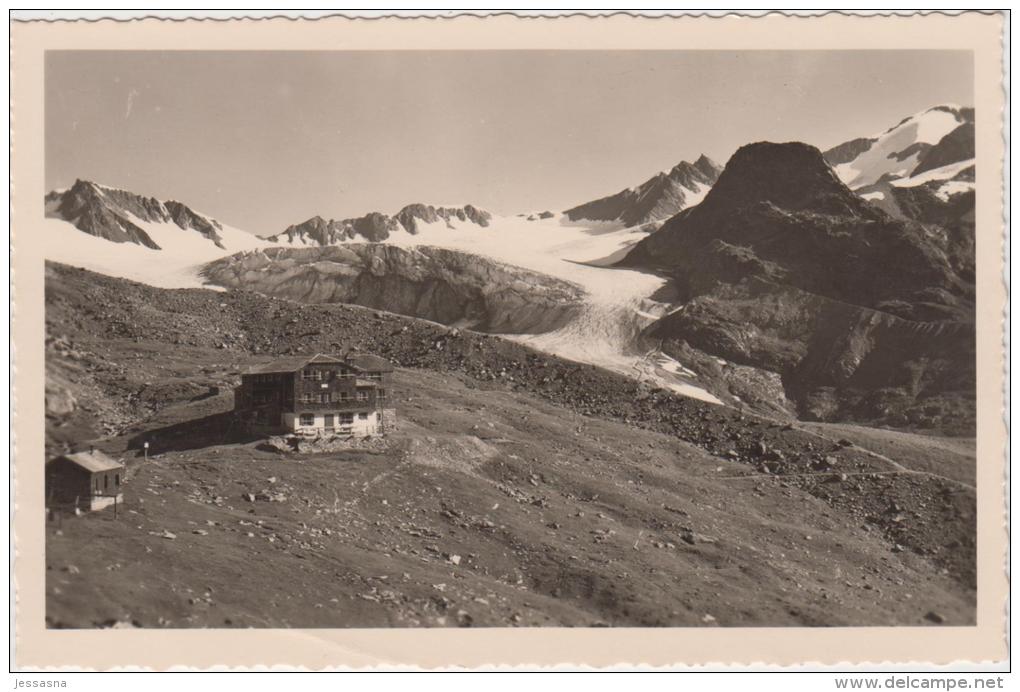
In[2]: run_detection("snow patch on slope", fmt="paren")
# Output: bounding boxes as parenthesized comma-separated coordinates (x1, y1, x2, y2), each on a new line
(890, 158, 976, 202)
(43, 212, 270, 288)
(43, 218, 214, 288)
(834, 107, 965, 189)
(680, 180, 712, 209)
(890, 159, 974, 188)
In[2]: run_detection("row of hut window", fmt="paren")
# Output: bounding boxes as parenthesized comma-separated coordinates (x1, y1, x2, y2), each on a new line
(300, 369, 383, 381)
(298, 389, 386, 403)
(253, 389, 387, 404)
(298, 412, 368, 426)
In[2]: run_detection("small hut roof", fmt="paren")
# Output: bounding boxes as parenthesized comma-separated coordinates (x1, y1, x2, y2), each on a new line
(52, 449, 122, 473)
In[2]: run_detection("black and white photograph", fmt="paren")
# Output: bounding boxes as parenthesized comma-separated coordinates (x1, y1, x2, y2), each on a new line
(10, 9, 1009, 673)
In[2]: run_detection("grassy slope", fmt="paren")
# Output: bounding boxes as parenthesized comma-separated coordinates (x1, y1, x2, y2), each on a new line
(43, 263, 975, 627)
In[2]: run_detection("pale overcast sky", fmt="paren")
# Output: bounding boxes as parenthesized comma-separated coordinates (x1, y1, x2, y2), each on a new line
(45, 50, 973, 236)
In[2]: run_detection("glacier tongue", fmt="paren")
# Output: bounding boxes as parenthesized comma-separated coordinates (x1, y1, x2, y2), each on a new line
(385, 213, 723, 404)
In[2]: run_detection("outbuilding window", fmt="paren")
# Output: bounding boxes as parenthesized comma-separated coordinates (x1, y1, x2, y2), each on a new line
(300, 413, 315, 426)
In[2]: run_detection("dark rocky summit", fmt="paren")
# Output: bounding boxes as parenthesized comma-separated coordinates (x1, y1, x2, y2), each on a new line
(564, 154, 721, 227)
(623, 141, 970, 318)
(622, 142, 975, 433)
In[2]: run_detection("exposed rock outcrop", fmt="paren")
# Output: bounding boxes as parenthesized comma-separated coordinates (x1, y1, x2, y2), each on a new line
(269, 213, 401, 246)
(821, 136, 875, 166)
(267, 203, 492, 246)
(202, 245, 584, 335)
(648, 278, 974, 432)
(912, 122, 975, 177)
(394, 203, 491, 234)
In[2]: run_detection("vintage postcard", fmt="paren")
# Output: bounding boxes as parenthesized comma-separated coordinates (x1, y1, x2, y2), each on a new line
(9, 11, 1008, 669)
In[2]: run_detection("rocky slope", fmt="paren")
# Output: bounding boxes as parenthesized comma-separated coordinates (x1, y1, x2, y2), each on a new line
(44, 262, 976, 628)
(912, 121, 975, 177)
(624, 142, 971, 318)
(564, 155, 721, 227)
(267, 203, 492, 245)
(201, 244, 584, 335)
(648, 279, 975, 431)
(622, 142, 975, 433)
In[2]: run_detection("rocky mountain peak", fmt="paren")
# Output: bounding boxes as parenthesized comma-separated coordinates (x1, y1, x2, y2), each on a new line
(565, 154, 722, 227)
(704, 141, 865, 217)
(622, 139, 967, 322)
(693, 154, 721, 178)
(46, 179, 230, 251)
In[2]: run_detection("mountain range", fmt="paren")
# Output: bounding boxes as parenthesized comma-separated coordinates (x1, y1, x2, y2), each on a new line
(40, 100, 982, 632)
(41, 104, 977, 431)
(266, 203, 494, 245)
(45, 180, 495, 251)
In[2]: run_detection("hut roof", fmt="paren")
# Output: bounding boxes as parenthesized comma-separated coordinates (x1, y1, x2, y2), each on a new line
(246, 352, 393, 375)
(52, 449, 122, 473)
